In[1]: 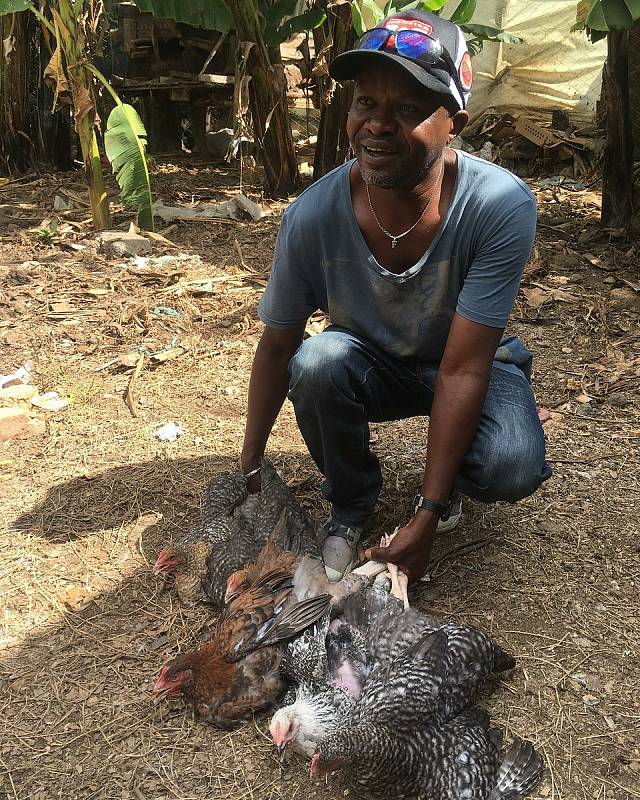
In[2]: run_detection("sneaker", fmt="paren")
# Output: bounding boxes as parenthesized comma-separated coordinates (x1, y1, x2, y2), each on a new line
(320, 517, 367, 582)
(436, 491, 463, 534)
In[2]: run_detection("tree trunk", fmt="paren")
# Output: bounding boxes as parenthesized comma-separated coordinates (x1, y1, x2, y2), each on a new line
(0, 12, 31, 173)
(226, 0, 300, 198)
(313, 3, 355, 179)
(629, 25, 640, 159)
(35, 19, 73, 171)
(602, 30, 634, 228)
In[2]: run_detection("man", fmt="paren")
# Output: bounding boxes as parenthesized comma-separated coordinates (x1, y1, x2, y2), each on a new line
(240, 10, 551, 583)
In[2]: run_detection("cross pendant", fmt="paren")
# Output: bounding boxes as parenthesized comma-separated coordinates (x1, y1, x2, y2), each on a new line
(391, 238, 398, 248)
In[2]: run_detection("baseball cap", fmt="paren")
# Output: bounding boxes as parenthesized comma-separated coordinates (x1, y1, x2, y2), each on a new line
(329, 10, 472, 112)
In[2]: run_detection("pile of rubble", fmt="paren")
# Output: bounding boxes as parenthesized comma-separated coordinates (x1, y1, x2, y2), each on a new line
(454, 110, 603, 182)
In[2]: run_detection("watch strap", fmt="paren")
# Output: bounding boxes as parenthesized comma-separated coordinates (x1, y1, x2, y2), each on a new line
(413, 494, 451, 519)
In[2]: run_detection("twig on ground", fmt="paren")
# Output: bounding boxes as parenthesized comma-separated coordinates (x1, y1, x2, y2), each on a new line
(124, 353, 145, 417)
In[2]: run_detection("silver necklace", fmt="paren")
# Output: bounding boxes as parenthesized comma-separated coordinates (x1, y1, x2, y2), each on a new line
(365, 159, 444, 249)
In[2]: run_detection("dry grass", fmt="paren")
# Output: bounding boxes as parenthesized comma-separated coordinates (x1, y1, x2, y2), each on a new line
(0, 161, 639, 800)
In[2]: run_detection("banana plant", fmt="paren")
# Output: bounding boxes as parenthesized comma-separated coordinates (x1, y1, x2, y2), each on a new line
(573, 0, 640, 40)
(85, 64, 153, 230)
(0, 0, 153, 230)
(351, 0, 524, 54)
(572, 0, 640, 228)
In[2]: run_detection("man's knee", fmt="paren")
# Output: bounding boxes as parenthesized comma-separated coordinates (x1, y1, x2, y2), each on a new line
(478, 440, 550, 502)
(288, 331, 356, 396)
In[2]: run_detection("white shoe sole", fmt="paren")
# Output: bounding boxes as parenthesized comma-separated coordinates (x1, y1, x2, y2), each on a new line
(325, 557, 355, 582)
(436, 510, 462, 535)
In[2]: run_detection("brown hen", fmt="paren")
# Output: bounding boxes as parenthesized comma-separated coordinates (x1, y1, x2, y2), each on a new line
(152, 564, 330, 728)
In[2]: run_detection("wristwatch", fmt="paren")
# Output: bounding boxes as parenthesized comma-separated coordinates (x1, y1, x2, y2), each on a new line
(413, 494, 452, 520)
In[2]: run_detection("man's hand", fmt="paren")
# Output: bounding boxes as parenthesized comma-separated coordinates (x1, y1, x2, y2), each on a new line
(364, 510, 438, 583)
(240, 454, 262, 494)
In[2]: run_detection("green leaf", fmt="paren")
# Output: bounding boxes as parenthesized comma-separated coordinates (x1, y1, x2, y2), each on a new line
(465, 37, 482, 55)
(361, 0, 384, 24)
(0, 0, 31, 14)
(132, 0, 233, 33)
(416, 0, 448, 11)
(601, 0, 633, 28)
(626, 0, 640, 17)
(460, 23, 524, 44)
(574, 0, 640, 31)
(394, 0, 424, 10)
(351, 0, 365, 35)
(104, 104, 154, 231)
(270, 7, 326, 45)
(449, 0, 476, 24)
(263, 0, 300, 43)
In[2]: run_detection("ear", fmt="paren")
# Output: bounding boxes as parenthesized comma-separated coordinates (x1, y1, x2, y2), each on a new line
(448, 110, 469, 140)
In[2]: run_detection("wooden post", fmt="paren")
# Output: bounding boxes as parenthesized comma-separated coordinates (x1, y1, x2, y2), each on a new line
(601, 30, 634, 229)
(0, 12, 30, 173)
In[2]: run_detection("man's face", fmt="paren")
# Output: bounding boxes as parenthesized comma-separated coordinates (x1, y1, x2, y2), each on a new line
(346, 61, 466, 189)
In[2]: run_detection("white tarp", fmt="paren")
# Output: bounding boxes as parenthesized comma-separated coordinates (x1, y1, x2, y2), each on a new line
(443, 1, 607, 125)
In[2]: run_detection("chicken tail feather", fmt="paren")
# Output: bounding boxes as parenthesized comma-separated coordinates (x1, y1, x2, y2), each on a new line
(491, 737, 544, 800)
(492, 643, 517, 673)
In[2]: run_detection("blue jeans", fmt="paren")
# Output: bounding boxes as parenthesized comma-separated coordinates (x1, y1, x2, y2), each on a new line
(288, 327, 552, 526)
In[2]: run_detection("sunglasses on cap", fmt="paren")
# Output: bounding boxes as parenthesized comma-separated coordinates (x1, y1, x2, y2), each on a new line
(355, 27, 466, 109)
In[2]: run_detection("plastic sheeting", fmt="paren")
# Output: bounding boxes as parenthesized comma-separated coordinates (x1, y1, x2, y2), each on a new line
(449, 0, 608, 125)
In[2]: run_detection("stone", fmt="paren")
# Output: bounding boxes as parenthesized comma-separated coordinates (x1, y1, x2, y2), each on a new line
(0, 384, 38, 402)
(96, 230, 152, 258)
(608, 392, 629, 408)
(609, 287, 640, 310)
(0, 407, 46, 440)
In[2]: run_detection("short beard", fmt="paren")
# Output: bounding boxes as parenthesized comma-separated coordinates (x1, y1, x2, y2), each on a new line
(356, 148, 438, 190)
(360, 167, 403, 189)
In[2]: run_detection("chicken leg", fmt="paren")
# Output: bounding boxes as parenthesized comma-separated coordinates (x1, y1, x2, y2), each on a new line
(381, 531, 409, 610)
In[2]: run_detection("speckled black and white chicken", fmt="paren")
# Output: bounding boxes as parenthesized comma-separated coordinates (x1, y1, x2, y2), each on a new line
(311, 702, 543, 800)
(269, 577, 392, 758)
(153, 460, 297, 605)
(270, 575, 516, 759)
(310, 629, 540, 799)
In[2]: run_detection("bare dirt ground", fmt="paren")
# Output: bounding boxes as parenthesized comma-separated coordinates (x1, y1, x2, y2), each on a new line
(0, 157, 639, 800)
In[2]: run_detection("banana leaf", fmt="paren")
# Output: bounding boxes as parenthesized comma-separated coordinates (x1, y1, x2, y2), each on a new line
(449, 0, 477, 25)
(460, 23, 524, 45)
(574, 0, 640, 30)
(133, 0, 233, 33)
(0, 0, 31, 13)
(104, 103, 154, 231)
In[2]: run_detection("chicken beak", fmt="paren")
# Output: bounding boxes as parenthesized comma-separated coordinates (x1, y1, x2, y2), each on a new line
(275, 742, 287, 759)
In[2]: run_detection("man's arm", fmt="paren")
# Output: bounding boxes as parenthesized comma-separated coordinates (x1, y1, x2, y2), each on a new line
(240, 324, 306, 488)
(365, 313, 504, 581)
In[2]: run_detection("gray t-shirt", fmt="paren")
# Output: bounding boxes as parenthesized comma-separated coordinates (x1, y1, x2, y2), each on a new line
(258, 150, 536, 362)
